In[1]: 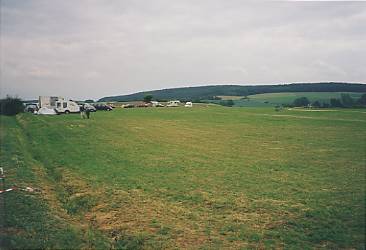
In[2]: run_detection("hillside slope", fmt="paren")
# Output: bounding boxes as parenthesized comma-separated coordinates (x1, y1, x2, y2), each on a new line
(214, 92, 365, 107)
(99, 82, 366, 102)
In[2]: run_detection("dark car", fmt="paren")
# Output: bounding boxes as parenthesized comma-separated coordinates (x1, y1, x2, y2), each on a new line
(94, 104, 113, 111)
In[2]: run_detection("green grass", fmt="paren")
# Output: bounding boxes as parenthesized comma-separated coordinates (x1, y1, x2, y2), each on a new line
(1, 106, 365, 249)
(215, 92, 365, 107)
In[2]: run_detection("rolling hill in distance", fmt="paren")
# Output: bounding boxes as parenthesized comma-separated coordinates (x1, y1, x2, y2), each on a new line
(99, 82, 366, 102)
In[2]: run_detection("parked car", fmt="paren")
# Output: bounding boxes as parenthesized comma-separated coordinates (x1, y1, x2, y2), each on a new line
(94, 104, 113, 111)
(122, 104, 135, 108)
(137, 103, 149, 108)
(151, 101, 164, 107)
(83, 103, 97, 112)
(24, 103, 39, 113)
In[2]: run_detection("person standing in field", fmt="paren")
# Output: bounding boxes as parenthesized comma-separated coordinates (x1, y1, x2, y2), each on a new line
(85, 108, 91, 119)
(80, 104, 86, 119)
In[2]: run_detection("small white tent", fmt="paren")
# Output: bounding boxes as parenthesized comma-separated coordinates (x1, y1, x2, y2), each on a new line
(37, 107, 57, 115)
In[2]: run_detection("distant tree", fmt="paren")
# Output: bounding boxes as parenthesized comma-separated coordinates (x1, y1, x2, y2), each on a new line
(312, 100, 321, 108)
(227, 100, 234, 107)
(322, 102, 330, 108)
(293, 97, 310, 107)
(85, 99, 94, 103)
(220, 100, 234, 107)
(340, 93, 354, 107)
(0, 96, 24, 116)
(356, 93, 366, 106)
(282, 103, 293, 108)
(330, 98, 343, 108)
(143, 95, 153, 103)
(275, 105, 283, 112)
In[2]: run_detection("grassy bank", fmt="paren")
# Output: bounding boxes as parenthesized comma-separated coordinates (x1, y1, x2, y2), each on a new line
(1, 106, 365, 249)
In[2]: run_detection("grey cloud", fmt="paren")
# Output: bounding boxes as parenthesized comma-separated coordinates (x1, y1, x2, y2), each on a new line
(1, 0, 365, 100)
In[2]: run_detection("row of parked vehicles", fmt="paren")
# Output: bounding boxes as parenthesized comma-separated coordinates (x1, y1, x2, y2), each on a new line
(122, 101, 193, 108)
(24, 96, 114, 115)
(24, 97, 193, 115)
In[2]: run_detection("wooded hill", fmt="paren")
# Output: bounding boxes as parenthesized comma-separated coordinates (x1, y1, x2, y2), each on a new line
(99, 82, 366, 102)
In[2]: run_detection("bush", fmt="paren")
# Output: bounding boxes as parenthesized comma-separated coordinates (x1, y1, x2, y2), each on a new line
(356, 93, 366, 106)
(0, 96, 24, 116)
(340, 93, 354, 107)
(330, 98, 343, 108)
(293, 97, 310, 107)
(220, 100, 234, 107)
(312, 101, 321, 108)
(322, 102, 330, 108)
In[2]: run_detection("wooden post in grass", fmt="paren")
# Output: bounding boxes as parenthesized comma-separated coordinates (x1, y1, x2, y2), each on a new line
(0, 167, 5, 246)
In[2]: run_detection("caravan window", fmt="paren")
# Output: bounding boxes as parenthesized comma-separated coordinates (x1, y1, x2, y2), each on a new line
(63, 103, 67, 108)
(57, 103, 61, 108)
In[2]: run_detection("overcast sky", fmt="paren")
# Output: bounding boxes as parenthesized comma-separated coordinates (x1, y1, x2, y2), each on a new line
(1, 0, 365, 100)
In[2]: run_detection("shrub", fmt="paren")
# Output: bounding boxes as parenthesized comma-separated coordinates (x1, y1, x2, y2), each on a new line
(312, 100, 321, 108)
(293, 97, 310, 107)
(340, 93, 354, 107)
(220, 100, 234, 107)
(330, 98, 343, 108)
(0, 96, 24, 116)
(322, 102, 330, 108)
(356, 93, 366, 106)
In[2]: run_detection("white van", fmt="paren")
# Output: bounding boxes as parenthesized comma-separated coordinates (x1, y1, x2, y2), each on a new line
(55, 100, 80, 114)
(185, 102, 193, 107)
(167, 100, 181, 107)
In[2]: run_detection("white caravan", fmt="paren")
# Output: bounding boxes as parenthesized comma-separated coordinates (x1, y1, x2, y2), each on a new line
(55, 100, 80, 114)
(185, 102, 193, 107)
(38, 96, 80, 114)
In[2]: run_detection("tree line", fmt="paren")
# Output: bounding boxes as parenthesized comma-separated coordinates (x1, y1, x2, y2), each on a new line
(291, 93, 366, 108)
(99, 82, 366, 102)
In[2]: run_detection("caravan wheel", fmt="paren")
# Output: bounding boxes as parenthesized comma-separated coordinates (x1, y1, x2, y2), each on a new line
(65, 110, 70, 114)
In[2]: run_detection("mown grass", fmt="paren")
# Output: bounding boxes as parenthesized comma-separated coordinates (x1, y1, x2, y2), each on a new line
(1, 106, 365, 249)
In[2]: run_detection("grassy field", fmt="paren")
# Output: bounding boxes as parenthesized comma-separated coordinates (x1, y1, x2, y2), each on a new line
(1, 106, 365, 249)
(217, 92, 364, 107)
